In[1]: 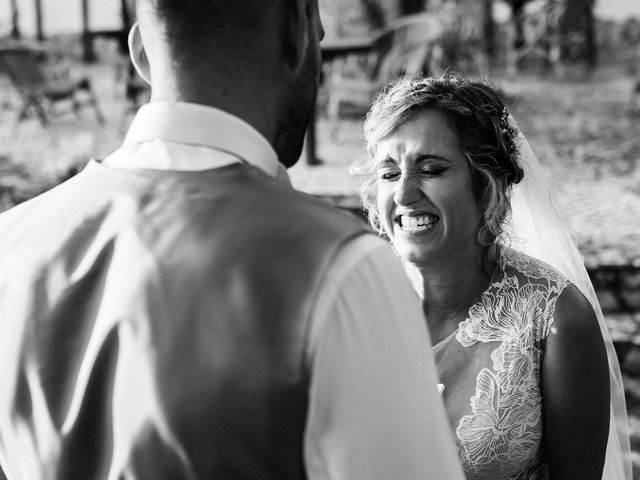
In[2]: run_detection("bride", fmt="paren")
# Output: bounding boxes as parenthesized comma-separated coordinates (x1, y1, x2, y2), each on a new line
(352, 74, 631, 479)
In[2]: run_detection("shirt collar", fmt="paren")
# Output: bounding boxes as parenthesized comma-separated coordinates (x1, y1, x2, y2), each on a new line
(123, 101, 281, 178)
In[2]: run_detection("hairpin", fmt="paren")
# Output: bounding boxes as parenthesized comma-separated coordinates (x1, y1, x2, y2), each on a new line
(500, 106, 519, 155)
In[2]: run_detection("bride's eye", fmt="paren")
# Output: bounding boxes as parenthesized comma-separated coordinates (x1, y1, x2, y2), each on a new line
(379, 170, 400, 180)
(420, 166, 446, 176)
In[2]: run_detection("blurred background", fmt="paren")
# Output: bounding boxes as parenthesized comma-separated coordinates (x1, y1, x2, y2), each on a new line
(1, 0, 640, 474)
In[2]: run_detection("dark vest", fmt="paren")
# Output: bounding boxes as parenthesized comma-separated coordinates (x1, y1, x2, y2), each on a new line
(0, 161, 370, 479)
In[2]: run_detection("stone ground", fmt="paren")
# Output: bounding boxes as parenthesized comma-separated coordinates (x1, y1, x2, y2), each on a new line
(1, 57, 640, 474)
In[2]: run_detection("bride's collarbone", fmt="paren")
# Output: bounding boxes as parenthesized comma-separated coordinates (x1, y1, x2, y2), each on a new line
(422, 303, 467, 345)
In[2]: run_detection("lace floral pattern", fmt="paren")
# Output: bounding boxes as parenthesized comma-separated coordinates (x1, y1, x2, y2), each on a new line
(455, 247, 568, 479)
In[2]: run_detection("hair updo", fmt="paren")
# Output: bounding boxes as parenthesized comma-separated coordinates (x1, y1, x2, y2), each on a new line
(352, 74, 524, 243)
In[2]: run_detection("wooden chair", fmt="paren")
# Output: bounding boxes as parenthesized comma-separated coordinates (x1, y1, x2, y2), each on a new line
(0, 47, 104, 126)
(324, 14, 443, 138)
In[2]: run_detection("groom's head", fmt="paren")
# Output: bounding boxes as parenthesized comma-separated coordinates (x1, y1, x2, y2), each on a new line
(129, 0, 324, 167)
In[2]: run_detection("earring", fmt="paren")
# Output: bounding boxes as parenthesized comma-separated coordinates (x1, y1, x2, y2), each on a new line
(476, 226, 495, 247)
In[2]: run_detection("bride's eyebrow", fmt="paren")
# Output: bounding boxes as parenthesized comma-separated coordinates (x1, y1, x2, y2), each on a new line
(414, 154, 451, 164)
(375, 157, 398, 167)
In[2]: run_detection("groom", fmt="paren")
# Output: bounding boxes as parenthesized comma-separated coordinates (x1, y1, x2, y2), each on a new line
(0, 1, 462, 478)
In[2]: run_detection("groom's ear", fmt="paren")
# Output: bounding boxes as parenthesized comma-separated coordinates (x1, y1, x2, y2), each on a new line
(281, 0, 323, 72)
(128, 22, 151, 85)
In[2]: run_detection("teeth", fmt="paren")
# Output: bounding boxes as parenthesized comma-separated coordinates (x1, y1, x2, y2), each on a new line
(399, 214, 438, 228)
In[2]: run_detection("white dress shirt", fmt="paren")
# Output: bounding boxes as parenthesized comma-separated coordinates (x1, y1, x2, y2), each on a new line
(104, 102, 463, 479)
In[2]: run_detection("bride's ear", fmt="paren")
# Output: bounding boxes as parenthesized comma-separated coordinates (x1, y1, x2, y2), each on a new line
(128, 22, 151, 85)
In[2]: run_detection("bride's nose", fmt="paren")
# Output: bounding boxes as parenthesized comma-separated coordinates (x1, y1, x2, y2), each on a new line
(393, 173, 422, 206)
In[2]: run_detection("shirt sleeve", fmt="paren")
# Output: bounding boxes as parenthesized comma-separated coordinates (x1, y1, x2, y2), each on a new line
(304, 235, 464, 480)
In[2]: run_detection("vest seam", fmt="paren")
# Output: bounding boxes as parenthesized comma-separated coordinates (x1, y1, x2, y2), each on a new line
(299, 229, 372, 373)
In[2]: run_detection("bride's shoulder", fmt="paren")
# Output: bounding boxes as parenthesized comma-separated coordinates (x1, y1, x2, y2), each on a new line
(494, 249, 600, 337)
(497, 245, 570, 289)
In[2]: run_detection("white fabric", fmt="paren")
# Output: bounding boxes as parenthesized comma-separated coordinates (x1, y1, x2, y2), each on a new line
(104, 101, 464, 480)
(306, 237, 464, 480)
(504, 117, 632, 480)
(108, 102, 279, 174)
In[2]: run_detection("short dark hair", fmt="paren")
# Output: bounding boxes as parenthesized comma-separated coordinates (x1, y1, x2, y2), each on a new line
(136, 0, 268, 55)
(352, 74, 524, 242)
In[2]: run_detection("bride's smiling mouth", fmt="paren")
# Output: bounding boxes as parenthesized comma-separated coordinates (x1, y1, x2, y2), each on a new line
(394, 213, 440, 233)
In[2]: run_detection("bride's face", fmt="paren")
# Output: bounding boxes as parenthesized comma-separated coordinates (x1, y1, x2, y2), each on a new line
(375, 109, 483, 266)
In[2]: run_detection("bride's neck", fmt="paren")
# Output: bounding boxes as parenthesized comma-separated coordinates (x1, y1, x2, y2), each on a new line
(404, 249, 497, 320)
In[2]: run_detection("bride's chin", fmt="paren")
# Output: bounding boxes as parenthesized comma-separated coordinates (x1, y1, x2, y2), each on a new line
(395, 245, 432, 265)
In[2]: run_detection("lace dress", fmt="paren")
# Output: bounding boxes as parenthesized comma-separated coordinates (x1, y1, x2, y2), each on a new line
(433, 246, 569, 479)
